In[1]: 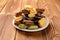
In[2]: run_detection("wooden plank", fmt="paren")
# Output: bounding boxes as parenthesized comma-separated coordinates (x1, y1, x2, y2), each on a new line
(15, 0, 30, 40)
(0, 14, 7, 35)
(0, 15, 16, 40)
(0, 0, 8, 38)
(42, 0, 60, 40)
(15, 0, 43, 40)
(1, 0, 22, 15)
(0, 0, 24, 40)
(37, 0, 48, 40)
(0, 0, 14, 35)
(0, 0, 18, 40)
(0, 0, 15, 36)
(37, 0, 60, 40)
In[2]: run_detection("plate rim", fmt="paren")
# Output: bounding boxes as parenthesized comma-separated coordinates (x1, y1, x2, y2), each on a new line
(12, 17, 49, 32)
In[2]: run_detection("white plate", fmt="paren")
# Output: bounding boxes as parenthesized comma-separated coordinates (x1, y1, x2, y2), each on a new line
(12, 17, 49, 32)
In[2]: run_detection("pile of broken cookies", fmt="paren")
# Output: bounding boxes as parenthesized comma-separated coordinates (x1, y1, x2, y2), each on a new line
(14, 5, 46, 29)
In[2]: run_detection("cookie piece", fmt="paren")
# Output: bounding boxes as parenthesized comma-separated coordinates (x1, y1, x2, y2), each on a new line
(38, 18, 46, 27)
(15, 16, 23, 22)
(18, 24, 27, 29)
(28, 25, 38, 29)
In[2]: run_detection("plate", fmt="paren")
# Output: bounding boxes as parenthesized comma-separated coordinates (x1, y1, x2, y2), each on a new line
(12, 17, 49, 32)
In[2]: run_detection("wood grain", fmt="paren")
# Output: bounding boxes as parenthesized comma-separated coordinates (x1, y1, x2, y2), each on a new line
(0, 15, 16, 40)
(0, 0, 18, 40)
(0, 0, 7, 12)
(42, 0, 60, 40)
(0, 15, 7, 35)
(0, 0, 60, 40)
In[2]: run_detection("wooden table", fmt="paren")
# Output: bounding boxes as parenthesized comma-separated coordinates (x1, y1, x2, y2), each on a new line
(0, 0, 60, 40)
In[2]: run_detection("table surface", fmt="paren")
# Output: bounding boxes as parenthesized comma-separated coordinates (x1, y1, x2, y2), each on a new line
(0, 0, 60, 40)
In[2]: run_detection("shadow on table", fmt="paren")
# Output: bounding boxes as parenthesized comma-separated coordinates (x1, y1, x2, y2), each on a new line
(17, 24, 53, 39)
